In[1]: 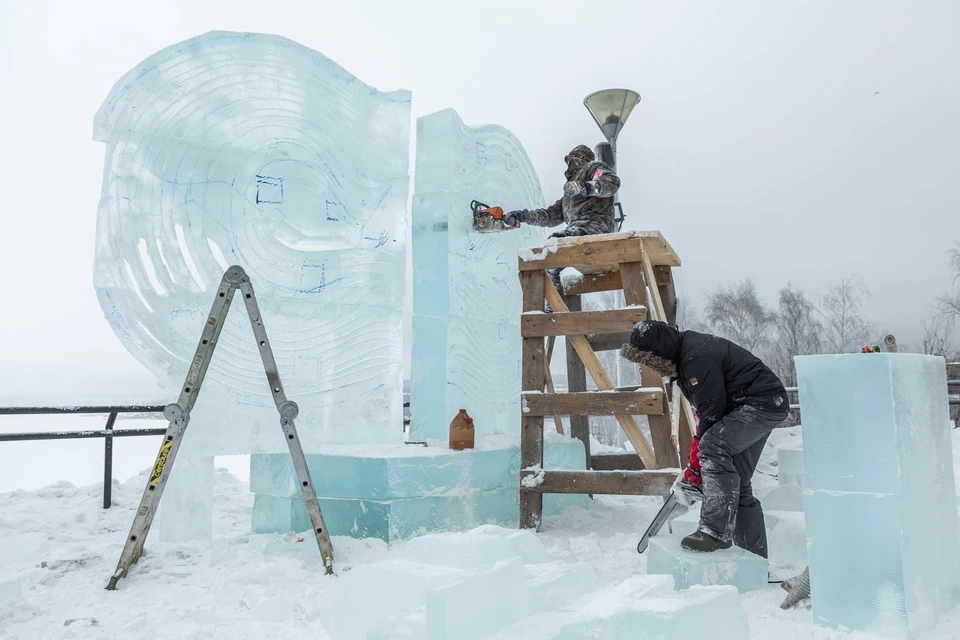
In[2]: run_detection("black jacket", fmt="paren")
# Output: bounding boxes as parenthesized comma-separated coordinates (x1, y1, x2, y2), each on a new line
(629, 322, 788, 435)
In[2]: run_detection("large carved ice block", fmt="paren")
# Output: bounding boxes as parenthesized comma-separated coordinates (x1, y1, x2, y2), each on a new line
(795, 354, 960, 636)
(93, 32, 411, 452)
(409, 109, 548, 442)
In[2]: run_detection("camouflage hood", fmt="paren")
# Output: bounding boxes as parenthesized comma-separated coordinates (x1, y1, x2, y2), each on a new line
(564, 144, 596, 181)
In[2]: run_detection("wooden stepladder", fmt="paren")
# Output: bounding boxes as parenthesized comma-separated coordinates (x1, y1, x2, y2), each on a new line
(106, 266, 334, 590)
(517, 232, 697, 530)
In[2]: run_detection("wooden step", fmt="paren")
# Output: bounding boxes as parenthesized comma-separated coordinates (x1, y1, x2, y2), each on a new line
(522, 390, 663, 416)
(519, 470, 676, 496)
(521, 307, 647, 338)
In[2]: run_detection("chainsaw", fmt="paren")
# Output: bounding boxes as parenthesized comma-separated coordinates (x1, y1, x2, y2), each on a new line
(471, 200, 520, 233)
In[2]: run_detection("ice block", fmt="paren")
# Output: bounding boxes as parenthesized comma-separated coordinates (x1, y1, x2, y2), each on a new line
(409, 109, 548, 442)
(156, 456, 213, 542)
(426, 557, 528, 639)
(777, 445, 804, 488)
(796, 353, 960, 635)
(317, 559, 471, 640)
(646, 537, 768, 593)
(558, 585, 749, 639)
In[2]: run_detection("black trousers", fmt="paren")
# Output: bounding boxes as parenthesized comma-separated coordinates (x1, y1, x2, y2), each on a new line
(697, 405, 787, 558)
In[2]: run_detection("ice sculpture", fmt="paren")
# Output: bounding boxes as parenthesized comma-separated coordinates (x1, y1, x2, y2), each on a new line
(409, 109, 548, 441)
(93, 31, 411, 454)
(795, 353, 960, 635)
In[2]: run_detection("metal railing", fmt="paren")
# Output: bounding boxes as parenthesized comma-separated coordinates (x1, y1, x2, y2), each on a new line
(0, 406, 167, 508)
(1, 400, 413, 509)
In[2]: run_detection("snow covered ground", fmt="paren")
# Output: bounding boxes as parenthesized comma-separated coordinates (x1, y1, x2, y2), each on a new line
(1, 428, 959, 638)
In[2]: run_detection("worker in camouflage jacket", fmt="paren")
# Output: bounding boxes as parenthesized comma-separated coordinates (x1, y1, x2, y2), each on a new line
(504, 144, 620, 237)
(503, 144, 620, 304)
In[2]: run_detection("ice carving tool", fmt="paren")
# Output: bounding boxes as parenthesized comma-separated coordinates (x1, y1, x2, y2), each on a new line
(636, 473, 703, 553)
(106, 266, 335, 590)
(471, 200, 520, 233)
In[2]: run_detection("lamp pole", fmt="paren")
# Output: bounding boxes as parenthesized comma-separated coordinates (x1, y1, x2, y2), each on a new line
(583, 90, 641, 438)
(583, 89, 640, 231)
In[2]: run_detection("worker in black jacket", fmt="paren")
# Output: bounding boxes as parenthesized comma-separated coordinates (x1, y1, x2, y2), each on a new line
(620, 320, 789, 557)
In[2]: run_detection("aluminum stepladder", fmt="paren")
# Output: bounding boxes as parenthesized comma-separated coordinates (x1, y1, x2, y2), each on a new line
(106, 265, 335, 590)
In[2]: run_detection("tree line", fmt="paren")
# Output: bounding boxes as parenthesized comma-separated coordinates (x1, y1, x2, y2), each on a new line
(678, 243, 960, 388)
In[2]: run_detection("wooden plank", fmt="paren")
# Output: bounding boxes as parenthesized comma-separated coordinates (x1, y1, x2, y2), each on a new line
(654, 266, 678, 326)
(564, 295, 591, 469)
(520, 470, 676, 496)
(522, 307, 647, 338)
(586, 332, 633, 352)
(543, 274, 657, 469)
(519, 232, 681, 272)
(522, 391, 664, 416)
(590, 453, 645, 471)
(519, 271, 545, 530)
(618, 261, 647, 307)
(543, 337, 564, 435)
(640, 254, 699, 454)
(521, 270, 545, 312)
(562, 270, 623, 296)
(677, 386, 695, 467)
(639, 233, 682, 268)
(641, 366, 679, 468)
(519, 234, 645, 272)
(619, 261, 680, 469)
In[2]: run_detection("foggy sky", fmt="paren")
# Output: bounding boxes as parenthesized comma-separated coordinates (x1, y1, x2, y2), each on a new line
(1, 0, 958, 383)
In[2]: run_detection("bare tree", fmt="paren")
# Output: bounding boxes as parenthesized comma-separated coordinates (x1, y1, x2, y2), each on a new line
(676, 295, 708, 332)
(772, 284, 822, 386)
(705, 279, 773, 352)
(937, 243, 960, 321)
(921, 313, 955, 357)
(817, 277, 874, 353)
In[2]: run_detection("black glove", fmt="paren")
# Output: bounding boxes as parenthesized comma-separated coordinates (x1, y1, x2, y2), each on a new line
(504, 210, 524, 227)
(563, 180, 593, 197)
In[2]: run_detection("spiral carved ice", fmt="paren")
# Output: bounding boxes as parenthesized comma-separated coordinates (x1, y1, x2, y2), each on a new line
(93, 32, 411, 453)
(409, 109, 548, 441)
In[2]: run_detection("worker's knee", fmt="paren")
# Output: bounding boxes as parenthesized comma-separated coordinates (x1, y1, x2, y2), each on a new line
(698, 427, 731, 460)
(697, 429, 734, 473)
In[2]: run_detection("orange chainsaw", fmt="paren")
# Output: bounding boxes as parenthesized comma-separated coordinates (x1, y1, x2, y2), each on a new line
(471, 200, 521, 233)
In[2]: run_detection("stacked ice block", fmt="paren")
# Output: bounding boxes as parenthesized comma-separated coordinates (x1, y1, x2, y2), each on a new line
(409, 109, 548, 442)
(250, 435, 589, 541)
(796, 353, 960, 636)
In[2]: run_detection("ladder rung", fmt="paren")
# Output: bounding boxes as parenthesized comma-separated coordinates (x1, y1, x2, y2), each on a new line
(521, 307, 647, 338)
(522, 390, 663, 416)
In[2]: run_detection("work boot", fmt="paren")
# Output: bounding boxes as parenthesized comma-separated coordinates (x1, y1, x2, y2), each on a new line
(681, 530, 732, 552)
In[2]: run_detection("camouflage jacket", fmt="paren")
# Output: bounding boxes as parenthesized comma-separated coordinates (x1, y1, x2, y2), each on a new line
(521, 160, 620, 236)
